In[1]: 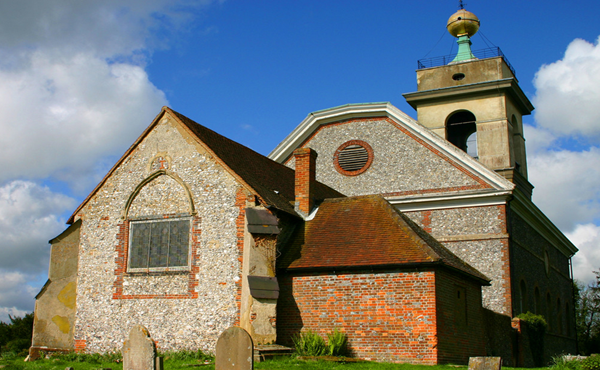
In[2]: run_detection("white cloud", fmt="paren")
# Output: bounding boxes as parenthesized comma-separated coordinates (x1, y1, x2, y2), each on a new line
(0, 0, 219, 58)
(0, 180, 76, 272)
(0, 271, 39, 323)
(533, 36, 600, 139)
(528, 146, 600, 231)
(0, 0, 223, 318)
(0, 50, 167, 184)
(568, 224, 600, 285)
(523, 124, 557, 155)
(0, 0, 225, 187)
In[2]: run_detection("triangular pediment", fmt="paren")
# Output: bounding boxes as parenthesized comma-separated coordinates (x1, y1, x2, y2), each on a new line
(68, 107, 343, 223)
(269, 102, 514, 209)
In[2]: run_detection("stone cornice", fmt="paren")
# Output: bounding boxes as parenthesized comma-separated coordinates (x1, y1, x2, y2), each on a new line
(403, 78, 535, 115)
(387, 189, 513, 212)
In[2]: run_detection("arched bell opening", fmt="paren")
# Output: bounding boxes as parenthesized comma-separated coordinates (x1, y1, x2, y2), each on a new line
(446, 111, 478, 159)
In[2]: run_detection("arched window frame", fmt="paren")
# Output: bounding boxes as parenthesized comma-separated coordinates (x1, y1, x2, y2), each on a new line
(446, 110, 478, 159)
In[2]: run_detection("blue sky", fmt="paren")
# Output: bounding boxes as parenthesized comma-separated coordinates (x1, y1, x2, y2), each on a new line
(0, 0, 599, 322)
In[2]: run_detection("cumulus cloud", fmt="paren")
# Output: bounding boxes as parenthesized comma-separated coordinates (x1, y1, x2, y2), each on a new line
(0, 181, 76, 272)
(568, 224, 600, 284)
(0, 51, 167, 184)
(533, 36, 600, 139)
(528, 146, 600, 232)
(0, 271, 38, 323)
(528, 35, 600, 282)
(0, 0, 223, 187)
(0, 0, 218, 58)
(0, 1, 225, 317)
(0, 181, 75, 322)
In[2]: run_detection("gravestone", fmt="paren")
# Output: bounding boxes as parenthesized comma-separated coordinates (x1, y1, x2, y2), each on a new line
(122, 325, 156, 370)
(215, 326, 254, 370)
(469, 357, 502, 370)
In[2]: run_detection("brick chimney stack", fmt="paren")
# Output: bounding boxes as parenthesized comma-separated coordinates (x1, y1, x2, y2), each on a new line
(294, 147, 318, 216)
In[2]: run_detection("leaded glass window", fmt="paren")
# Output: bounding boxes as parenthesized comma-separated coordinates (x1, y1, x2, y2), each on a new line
(129, 218, 190, 271)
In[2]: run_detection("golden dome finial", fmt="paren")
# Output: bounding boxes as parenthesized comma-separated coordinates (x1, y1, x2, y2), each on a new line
(447, 9, 480, 38)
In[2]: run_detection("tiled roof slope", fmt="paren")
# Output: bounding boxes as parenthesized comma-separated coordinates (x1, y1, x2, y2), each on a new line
(278, 195, 489, 284)
(170, 109, 344, 215)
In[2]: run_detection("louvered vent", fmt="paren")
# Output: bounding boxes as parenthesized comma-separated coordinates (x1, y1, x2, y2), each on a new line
(338, 144, 369, 172)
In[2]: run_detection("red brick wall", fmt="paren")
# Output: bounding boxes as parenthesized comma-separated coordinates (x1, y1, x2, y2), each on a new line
(435, 269, 486, 364)
(277, 270, 439, 364)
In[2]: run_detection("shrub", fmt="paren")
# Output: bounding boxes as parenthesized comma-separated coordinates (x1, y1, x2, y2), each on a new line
(582, 356, 600, 370)
(0, 350, 18, 360)
(160, 348, 213, 362)
(5, 338, 31, 353)
(551, 355, 583, 370)
(326, 329, 348, 357)
(293, 329, 327, 356)
(52, 351, 122, 363)
(517, 312, 548, 335)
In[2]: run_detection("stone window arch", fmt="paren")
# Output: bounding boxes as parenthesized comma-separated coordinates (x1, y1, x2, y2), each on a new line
(534, 286, 541, 315)
(519, 279, 527, 314)
(123, 170, 196, 272)
(546, 292, 553, 332)
(566, 302, 571, 336)
(446, 110, 477, 159)
(556, 297, 563, 335)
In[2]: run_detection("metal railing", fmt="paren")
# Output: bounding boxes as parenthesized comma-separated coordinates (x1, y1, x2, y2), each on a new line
(417, 47, 516, 77)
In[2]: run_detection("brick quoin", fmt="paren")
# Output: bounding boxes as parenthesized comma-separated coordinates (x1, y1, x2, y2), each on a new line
(422, 211, 432, 233)
(74, 339, 86, 353)
(233, 187, 249, 326)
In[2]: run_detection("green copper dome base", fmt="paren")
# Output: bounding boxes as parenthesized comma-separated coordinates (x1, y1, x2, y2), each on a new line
(450, 34, 477, 63)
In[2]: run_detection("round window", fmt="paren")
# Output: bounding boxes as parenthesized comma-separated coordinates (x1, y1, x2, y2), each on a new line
(333, 140, 373, 176)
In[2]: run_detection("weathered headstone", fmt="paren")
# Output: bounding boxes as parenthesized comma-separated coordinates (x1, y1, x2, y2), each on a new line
(122, 325, 156, 370)
(215, 326, 254, 370)
(468, 357, 502, 370)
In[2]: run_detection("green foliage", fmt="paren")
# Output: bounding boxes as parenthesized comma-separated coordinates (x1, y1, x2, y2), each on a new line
(52, 351, 122, 363)
(326, 329, 348, 357)
(551, 355, 583, 370)
(293, 328, 349, 357)
(293, 329, 327, 356)
(517, 311, 548, 335)
(581, 356, 600, 370)
(0, 312, 34, 352)
(576, 276, 600, 355)
(160, 348, 213, 362)
(0, 350, 18, 360)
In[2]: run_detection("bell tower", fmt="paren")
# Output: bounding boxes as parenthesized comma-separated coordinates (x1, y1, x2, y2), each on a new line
(403, 8, 533, 196)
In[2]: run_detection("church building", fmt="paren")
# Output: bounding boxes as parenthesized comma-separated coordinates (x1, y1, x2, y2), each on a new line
(30, 8, 577, 365)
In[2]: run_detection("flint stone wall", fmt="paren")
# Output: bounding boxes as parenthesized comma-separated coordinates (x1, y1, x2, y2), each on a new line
(405, 205, 510, 315)
(284, 117, 481, 196)
(74, 115, 243, 353)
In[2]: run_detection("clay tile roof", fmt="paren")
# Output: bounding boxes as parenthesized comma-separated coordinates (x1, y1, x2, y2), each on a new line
(170, 109, 344, 215)
(278, 195, 489, 284)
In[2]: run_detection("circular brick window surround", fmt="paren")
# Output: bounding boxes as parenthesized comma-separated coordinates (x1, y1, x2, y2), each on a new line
(333, 140, 373, 176)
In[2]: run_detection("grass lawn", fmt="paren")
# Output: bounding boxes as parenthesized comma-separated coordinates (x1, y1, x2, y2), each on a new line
(0, 355, 549, 370)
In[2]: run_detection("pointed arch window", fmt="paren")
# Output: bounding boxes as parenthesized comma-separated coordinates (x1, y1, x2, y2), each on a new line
(519, 280, 527, 314)
(447, 111, 478, 159)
